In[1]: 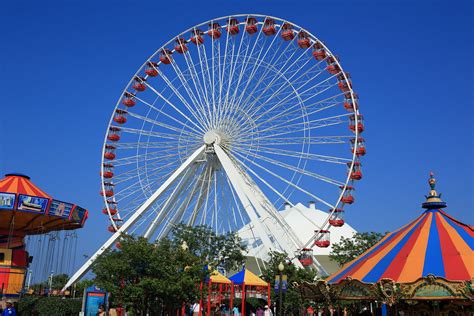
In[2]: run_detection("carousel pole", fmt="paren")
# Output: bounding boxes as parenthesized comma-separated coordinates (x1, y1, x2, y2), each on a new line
(207, 280, 212, 315)
(230, 282, 234, 311)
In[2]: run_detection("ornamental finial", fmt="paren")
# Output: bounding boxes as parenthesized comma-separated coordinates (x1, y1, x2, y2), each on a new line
(422, 172, 446, 209)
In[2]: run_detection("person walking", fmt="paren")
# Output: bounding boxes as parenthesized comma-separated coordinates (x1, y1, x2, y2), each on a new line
(1, 301, 16, 316)
(263, 305, 272, 316)
(232, 306, 240, 316)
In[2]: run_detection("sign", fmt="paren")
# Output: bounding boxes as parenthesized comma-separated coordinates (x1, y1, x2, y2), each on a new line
(70, 206, 87, 223)
(0, 192, 15, 210)
(274, 275, 288, 292)
(48, 199, 74, 218)
(17, 194, 49, 213)
(83, 286, 108, 316)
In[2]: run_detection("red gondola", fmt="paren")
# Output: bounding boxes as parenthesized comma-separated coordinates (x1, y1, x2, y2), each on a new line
(108, 225, 118, 233)
(349, 114, 364, 133)
(343, 92, 359, 112)
(339, 185, 355, 204)
(298, 248, 314, 266)
(122, 92, 136, 107)
(174, 38, 188, 54)
(263, 18, 276, 36)
(246, 17, 258, 34)
(113, 109, 128, 125)
(297, 31, 311, 48)
(312, 42, 327, 60)
(337, 73, 352, 92)
(159, 49, 173, 64)
(101, 163, 114, 179)
(347, 161, 363, 180)
(326, 56, 341, 75)
(102, 206, 117, 216)
(132, 77, 147, 92)
(227, 18, 240, 35)
(104, 145, 116, 160)
(208, 22, 221, 39)
(190, 29, 204, 45)
(100, 182, 115, 198)
(281, 23, 294, 41)
(329, 209, 345, 227)
(314, 230, 330, 248)
(350, 137, 366, 156)
(145, 62, 159, 77)
(107, 126, 121, 142)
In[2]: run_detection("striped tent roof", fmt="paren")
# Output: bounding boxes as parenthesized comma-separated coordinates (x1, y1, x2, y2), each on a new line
(327, 175, 473, 284)
(229, 268, 269, 287)
(210, 270, 232, 284)
(0, 173, 50, 198)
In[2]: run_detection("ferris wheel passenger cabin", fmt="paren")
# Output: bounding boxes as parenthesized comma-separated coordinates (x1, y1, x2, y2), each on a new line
(326, 56, 341, 75)
(281, 23, 295, 41)
(227, 18, 240, 35)
(329, 209, 345, 227)
(312, 42, 327, 60)
(340, 185, 355, 204)
(174, 38, 188, 54)
(314, 230, 330, 248)
(100, 182, 115, 198)
(122, 92, 136, 107)
(262, 18, 276, 36)
(298, 248, 314, 266)
(107, 126, 121, 142)
(337, 73, 352, 92)
(159, 49, 173, 64)
(101, 164, 114, 179)
(349, 114, 364, 133)
(113, 109, 128, 124)
(297, 31, 311, 48)
(350, 138, 366, 156)
(343, 92, 358, 112)
(145, 62, 159, 76)
(208, 22, 222, 39)
(246, 17, 258, 34)
(190, 29, 204, 45)
(103, 145, 116, 160)
(348, 161, 363, 180)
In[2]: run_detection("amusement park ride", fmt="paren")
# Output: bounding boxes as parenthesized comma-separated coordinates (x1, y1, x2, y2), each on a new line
(0, 173, 88, 297)
(64, 14, 365, 290)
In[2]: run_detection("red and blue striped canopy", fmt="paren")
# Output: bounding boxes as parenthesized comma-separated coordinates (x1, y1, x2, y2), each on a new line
(327, 209, 473, 284)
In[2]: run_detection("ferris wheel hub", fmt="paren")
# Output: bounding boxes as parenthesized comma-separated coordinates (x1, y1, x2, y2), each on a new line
(203, 130, 222, 145)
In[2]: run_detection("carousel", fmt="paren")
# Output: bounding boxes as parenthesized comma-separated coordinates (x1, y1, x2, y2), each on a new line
(299, 174, 473, 315)
(0, 173, 88, 300)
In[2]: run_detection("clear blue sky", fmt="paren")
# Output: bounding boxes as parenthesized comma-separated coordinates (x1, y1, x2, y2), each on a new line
(0, 0, 472, 264)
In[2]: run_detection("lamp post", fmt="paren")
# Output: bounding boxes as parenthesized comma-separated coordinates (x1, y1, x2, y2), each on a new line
(278, 262, 284, 316)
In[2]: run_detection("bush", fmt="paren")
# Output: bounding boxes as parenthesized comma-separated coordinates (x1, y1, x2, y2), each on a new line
(18, 296, 82, 316)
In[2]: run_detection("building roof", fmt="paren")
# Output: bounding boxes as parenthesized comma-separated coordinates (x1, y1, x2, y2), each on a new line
(327, 174, 473, 284)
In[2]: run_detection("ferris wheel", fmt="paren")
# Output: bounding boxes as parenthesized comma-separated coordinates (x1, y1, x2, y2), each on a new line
(65, 14, 364, 289)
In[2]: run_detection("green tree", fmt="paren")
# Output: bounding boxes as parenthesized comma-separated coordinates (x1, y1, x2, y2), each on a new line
(329, 231, 386, 266)
(260, 251, 318, 315)
(92, 225, 246, 315)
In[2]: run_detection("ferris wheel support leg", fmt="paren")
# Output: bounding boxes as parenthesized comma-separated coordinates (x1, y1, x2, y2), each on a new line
(62, 145, 206, 291)
(213, 145, 275, 255)
(144, 164, 198, 239)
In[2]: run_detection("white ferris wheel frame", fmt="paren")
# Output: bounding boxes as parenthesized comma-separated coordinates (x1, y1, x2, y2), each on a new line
(63, 14, 361, 291)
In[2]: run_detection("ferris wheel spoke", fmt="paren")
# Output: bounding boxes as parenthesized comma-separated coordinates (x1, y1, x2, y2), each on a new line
(231, 146, 344, 186)
(132, 94, 203, 135)
(155, 71, 210, 130)
(232, 143, 351, 165)
(112, 151, 182, 168)
(240, 135, 351, 146)
(144, 81, 207, 133)
(126, 111, 201, 137)
(119, 126, 201, 142)
(239, 40, 311, 114)
(242, 113, 351, 141)
(181, 49, 214, 124)
(195, 37, 215, 123)
(231, 149, 335, 209)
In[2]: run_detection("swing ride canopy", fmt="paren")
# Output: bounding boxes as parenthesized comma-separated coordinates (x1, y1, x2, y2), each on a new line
(0, 173, 89, 236)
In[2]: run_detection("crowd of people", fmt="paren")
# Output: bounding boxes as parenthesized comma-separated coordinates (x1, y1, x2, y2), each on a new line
(188, 302, 274, 316)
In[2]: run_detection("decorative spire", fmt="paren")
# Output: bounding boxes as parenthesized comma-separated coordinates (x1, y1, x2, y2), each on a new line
(422, 172, 447, 209)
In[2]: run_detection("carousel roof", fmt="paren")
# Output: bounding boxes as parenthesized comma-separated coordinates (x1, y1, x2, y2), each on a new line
(0, 173, 51, 198)
(0, 173, 88, 235)
(327, 174, 473, 284)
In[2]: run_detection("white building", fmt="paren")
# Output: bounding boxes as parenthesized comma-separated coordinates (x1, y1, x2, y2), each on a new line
(237, 202, 357, 276)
